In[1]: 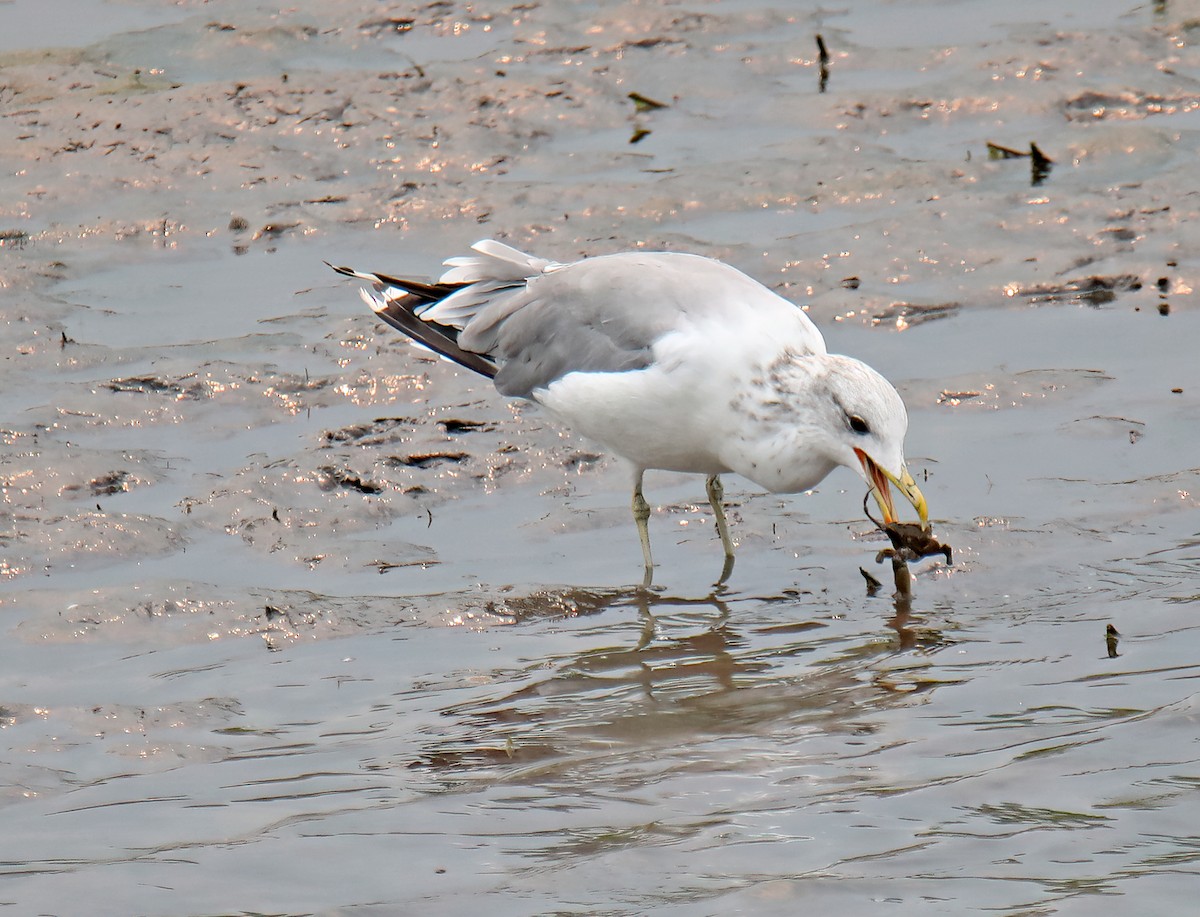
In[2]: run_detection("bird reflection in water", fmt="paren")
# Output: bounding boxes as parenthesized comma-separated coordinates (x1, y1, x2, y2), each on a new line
(403, 575, 952, 777)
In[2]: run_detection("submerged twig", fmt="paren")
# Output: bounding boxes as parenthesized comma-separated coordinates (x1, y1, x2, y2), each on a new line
(1029, 142, 1053, 185)
(815, 34, 830, 93)
(986, 141, 1054, 186)
(628, 92, 668, 113)
(860, 566, 883, 596)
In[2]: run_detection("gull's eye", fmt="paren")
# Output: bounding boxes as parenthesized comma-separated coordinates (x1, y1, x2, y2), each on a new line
(848, 414, 870, 435)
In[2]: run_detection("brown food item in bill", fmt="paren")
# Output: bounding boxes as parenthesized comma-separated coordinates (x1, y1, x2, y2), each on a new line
(863, 493, 953, 566)
(859, 497, 952, 599)
(876, 522, 953, 565)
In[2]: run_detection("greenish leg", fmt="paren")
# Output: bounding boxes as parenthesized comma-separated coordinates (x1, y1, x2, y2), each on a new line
(705, 474, 735, 560)
(632, 471, 654, 574)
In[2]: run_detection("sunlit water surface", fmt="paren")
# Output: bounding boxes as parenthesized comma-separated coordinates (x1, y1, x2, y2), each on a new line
(1, 0, 1199, 913)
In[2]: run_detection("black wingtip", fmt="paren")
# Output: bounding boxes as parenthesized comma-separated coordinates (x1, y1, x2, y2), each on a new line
(326, 260, 467, 304)
(329, 259, 498, 380)
(373, 298, 498, 379)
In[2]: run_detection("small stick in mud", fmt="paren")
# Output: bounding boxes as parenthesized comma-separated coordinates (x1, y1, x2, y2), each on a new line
(815, 34, 830, 93)
(985, 140, 1053, 185)
(1106, 624, 1120, 658)
(627, 92, 668, 112)
(860, 566, 883, 596)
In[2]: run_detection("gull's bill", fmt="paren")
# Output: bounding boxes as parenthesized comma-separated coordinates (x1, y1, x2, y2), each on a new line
(855, 448, 928, 528)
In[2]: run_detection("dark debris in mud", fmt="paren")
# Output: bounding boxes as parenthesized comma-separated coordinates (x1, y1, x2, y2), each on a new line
(816, 33, 831, 93)
(438, 418, 493, 435)
(316, 465, 385, 494)
(986, 141, 1053, 185)
(860, 566, 884, 596)
(563, 451, 605, 469)
(65, 468, 136, 496)
(1020, 274, 1144, 307)
(387, 452, 469, 469)
(0, 228, 29, 248)
(483, 586, 637, 623)
(105, 374, 207, 400)
(369, 557, 440, 573)
(1106, 623, 1121, 658)
(323, 416, 418, 447)
(357, 16, 416, 37)
(1064, 89, 1200, 122)
(872, 301, 961, 327)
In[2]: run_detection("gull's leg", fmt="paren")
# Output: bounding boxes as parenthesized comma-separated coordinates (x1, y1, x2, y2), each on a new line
(632, 471, 654, 576)
(705, 474, 736, 560)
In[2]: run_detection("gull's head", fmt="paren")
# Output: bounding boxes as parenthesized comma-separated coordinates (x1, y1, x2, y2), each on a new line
(731, 352, 928, 526)
(821, 356, 927, 527)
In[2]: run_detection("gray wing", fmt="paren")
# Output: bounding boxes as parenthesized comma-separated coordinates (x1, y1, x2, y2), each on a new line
(338, 241, 828, 399)
(431, 249, 821, 398)
(470, 257, 678, 397)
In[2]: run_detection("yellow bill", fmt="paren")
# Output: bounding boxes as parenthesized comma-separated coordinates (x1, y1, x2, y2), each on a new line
(855, 448, 929, 528)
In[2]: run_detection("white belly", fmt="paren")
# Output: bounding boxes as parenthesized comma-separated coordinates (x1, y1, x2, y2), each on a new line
(535, 362, 732, 474)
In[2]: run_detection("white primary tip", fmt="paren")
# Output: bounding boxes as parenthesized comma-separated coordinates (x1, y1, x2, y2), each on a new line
(359, 287, 388, 313)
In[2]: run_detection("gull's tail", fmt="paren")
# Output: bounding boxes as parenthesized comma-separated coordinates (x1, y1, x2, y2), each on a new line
(326, 261, 499, 379)
(329, 240, 562, 379)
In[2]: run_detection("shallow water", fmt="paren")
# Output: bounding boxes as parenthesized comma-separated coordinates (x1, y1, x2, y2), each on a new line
(2, 0, 1200, 914)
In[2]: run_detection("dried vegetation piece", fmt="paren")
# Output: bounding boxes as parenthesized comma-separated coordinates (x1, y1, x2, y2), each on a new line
(628, 92, 668, 112)
(986, 140, 1053, 185)
(1020, 274, 1142, 307)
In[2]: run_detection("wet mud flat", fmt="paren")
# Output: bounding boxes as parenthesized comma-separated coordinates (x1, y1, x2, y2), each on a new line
(2, 0, 1200, 914)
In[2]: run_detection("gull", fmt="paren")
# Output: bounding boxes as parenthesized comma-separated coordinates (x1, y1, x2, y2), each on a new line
(329, 240, 928, 581)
